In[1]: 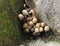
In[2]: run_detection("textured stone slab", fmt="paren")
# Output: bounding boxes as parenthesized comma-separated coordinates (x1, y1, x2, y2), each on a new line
(28, 39, 60, 46)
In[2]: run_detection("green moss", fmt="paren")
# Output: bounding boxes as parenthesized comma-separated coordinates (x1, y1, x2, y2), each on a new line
(0, 0, 24, 46)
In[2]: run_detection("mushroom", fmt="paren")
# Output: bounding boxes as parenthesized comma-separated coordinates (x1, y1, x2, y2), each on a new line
(35, 23, 41, 28)
(22, 9, 29, 15)
(39, 27, 43, 32)
(31, 28, 34, 32)
(27, 16, 33, 21)
(32, 17, 38, 24)
(33, 28, 40, 35)
(23, 23, 28, 28)
(41, 22, 45, 27)
(24, 4, 26, 8)
(28, 25, 32, 30)
(24, 28, 29, 33)
(24, 4, 29, 8)
(18, 14, 24, 20)
(29, 9, 34, 15)
(28, 21, 34, 26)
(44, 25, 50, 32)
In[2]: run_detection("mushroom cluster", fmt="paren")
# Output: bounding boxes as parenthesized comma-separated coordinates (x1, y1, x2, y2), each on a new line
(18, 4, 51, 36)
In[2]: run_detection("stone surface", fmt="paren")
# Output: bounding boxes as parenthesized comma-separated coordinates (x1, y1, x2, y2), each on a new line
(26, 0, 60, 31)
(28, 39, 60, 46)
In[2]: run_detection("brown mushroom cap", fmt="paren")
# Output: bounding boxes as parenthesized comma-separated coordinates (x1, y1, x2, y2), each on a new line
(18, 14, 24, 20)
(44, 25, 50, 32)
(23, 23, 28, 28)
(28, 21, 34, 26)
(32, 17, 38, 24)
(35, 23, 41, 28)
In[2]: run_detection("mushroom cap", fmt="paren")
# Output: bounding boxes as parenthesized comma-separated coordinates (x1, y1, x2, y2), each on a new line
(34, 28, 39, 33)
(32, 17, 37, 24)
(24, 4, 26, 8)
(33, 28, 40, 35)
(41, 22, 45, 27)
(18, 14, 24, 20)
(31, 28, 34, 32)
(35, 23, 41, 28)
(44, 26, 50, 32)
(28, 21, 34, 26)
(28, 25, 32, 30)
(22, 9, 29, 15)
(29, 9, 34, 15)
(23, 23, 28, 28)
(39, 27, 43, 32)
(27, 16, 33, 21)
(24, 28, 29, 33)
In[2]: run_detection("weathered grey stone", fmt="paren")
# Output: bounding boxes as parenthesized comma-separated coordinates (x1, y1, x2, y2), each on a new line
(28, 39, 60, 46)
(26, 0, 60, 31)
